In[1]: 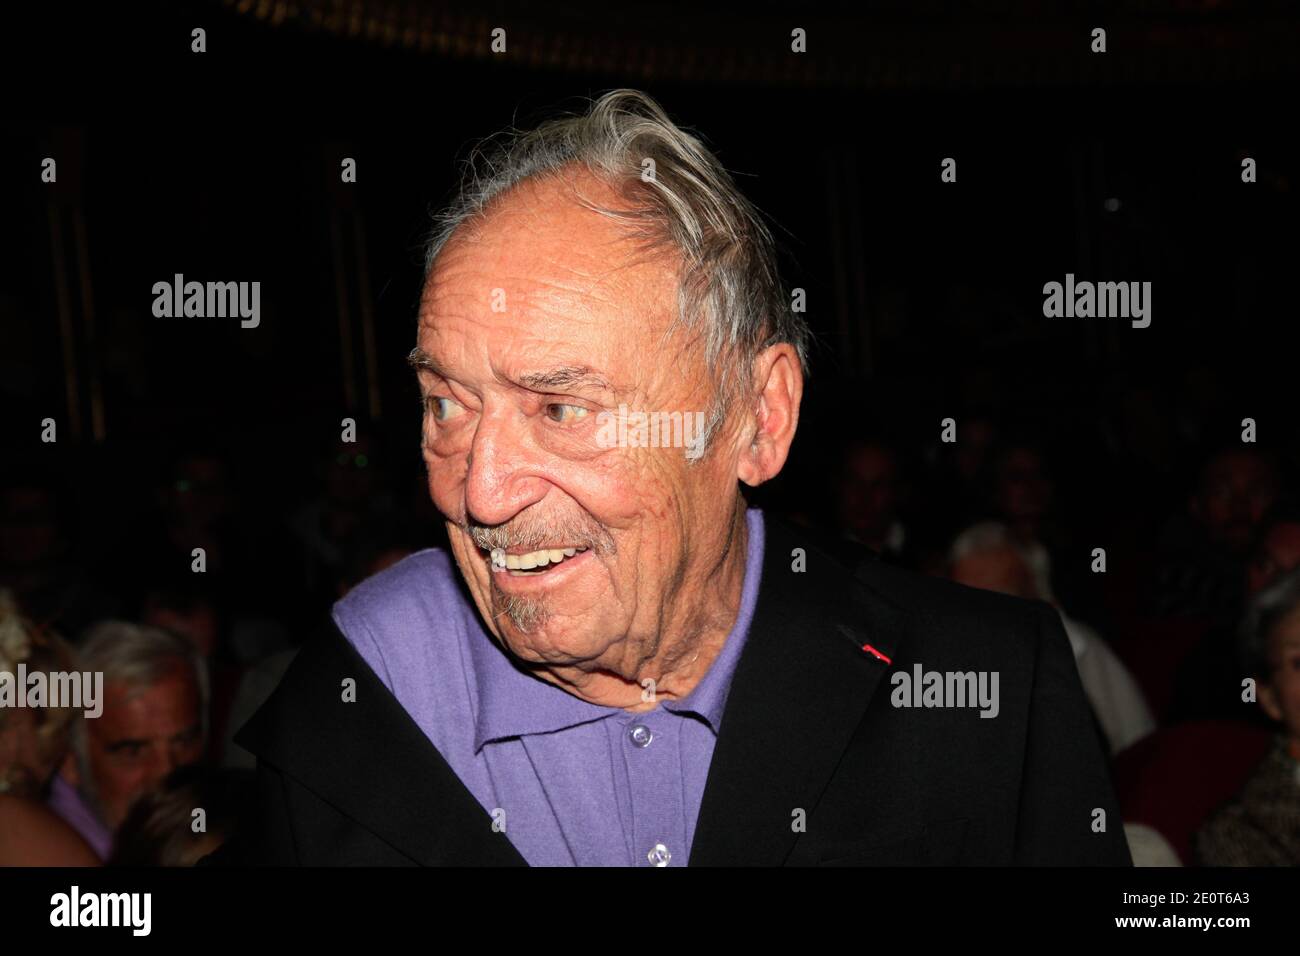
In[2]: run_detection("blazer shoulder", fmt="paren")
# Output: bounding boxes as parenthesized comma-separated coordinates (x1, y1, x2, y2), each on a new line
(232, 621, 368, 758)
(856, 556, 1051, 634)
(764, 514, 1054, 655)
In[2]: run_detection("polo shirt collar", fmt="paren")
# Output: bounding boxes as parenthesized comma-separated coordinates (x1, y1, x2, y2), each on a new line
(469, 508, 765, 751)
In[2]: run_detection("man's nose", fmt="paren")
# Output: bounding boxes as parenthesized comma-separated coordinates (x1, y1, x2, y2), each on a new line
(463, 406, 548, 526)
(141, 747, 177, 787)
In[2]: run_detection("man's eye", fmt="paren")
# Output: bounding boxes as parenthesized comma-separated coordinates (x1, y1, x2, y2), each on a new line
(545, 403, 590, 424)
(427, 397, 464, 422)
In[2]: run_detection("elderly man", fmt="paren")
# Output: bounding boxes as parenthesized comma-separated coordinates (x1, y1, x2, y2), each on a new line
(223, 90, 1129, 866)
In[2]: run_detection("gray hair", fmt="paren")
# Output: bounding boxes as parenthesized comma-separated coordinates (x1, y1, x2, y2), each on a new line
(70, 621, 209, 810)
(421, 89, 811, 450)
(1238, 566, 1300, 681)
(947, 521, 1056, 604)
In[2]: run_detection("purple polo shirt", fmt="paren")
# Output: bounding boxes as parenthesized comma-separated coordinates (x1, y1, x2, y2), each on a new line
(333, 507, 765, 866)
(47, 773, 112, 860)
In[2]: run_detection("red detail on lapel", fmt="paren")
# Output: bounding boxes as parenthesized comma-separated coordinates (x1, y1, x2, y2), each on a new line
(860, 643, 891, 664)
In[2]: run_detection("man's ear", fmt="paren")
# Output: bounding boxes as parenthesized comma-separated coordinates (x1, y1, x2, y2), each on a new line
(1259, 681, 1284, 723)
(737, 343, 803, 487)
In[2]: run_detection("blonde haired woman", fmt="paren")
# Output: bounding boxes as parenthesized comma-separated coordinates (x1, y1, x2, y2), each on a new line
(0, 591, 98, 866)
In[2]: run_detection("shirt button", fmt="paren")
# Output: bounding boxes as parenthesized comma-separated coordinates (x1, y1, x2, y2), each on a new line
(647, 843, 671, 867)
(628, 723, 653, 748)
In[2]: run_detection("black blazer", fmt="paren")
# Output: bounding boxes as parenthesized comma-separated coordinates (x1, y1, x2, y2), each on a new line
(211, 516, 1132, 866)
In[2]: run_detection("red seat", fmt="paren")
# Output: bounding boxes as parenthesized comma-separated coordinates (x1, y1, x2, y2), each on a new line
(1114, 720, 1273, 864)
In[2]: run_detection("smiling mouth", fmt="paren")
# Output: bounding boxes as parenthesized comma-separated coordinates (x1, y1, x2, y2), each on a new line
(488, 546, 590, 576)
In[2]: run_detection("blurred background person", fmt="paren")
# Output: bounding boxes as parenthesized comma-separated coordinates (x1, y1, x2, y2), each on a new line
(990, 442, 1055, 549)
(1171, 502, 1300, 723)
(1246, 503, 1300, 596)
(1152, 445, 1280, 621)
(0, 467, 121, 637)
(0, 590, 98, 865)
(140, 448, 295, 667)
(49, 621, 207, 860)
(910, 412, 1001, 570)
(832, 437, 913, 563)
(948, 522, 1155, 756)
(1194, 567, 1300, 865)
(288, 432, 398, 615)
(984, 437, 1104, 622)
(108, 765, 254, 866)
(221, 522, 417, 768)
(139, 570, 246, 760)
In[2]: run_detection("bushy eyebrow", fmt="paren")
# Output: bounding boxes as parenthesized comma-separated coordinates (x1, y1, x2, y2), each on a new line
(517, 365, 613, 394)
(408, 348, 615, 396)
(407, 347, 444, 376)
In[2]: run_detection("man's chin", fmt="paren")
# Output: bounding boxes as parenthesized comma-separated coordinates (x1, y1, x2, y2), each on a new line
(482, 577, 547, 631)
(491, 613, 607, 669)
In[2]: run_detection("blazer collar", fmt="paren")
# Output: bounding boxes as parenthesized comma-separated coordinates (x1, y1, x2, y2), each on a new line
(236, 626, 528, 866)
(688, 515, 911, 865)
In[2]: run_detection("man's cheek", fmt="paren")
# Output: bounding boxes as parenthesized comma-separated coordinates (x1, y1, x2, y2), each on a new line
(603, 451, 672, 507)
(427, 467, 466, 515)
(99, 765, 141, 806)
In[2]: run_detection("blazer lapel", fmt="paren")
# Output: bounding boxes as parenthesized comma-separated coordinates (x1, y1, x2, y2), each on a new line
(235, 625, 528, 866)
(689, 517, 911, 866)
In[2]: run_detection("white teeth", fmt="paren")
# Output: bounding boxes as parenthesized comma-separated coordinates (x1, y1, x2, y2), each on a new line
(490, 546, 588, 573)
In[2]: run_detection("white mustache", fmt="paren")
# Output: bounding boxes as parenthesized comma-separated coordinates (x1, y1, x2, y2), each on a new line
(464, 521, 614, 556)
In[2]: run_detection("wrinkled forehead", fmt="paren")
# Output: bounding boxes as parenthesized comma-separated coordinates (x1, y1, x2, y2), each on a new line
(418, 174, 685, 377)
